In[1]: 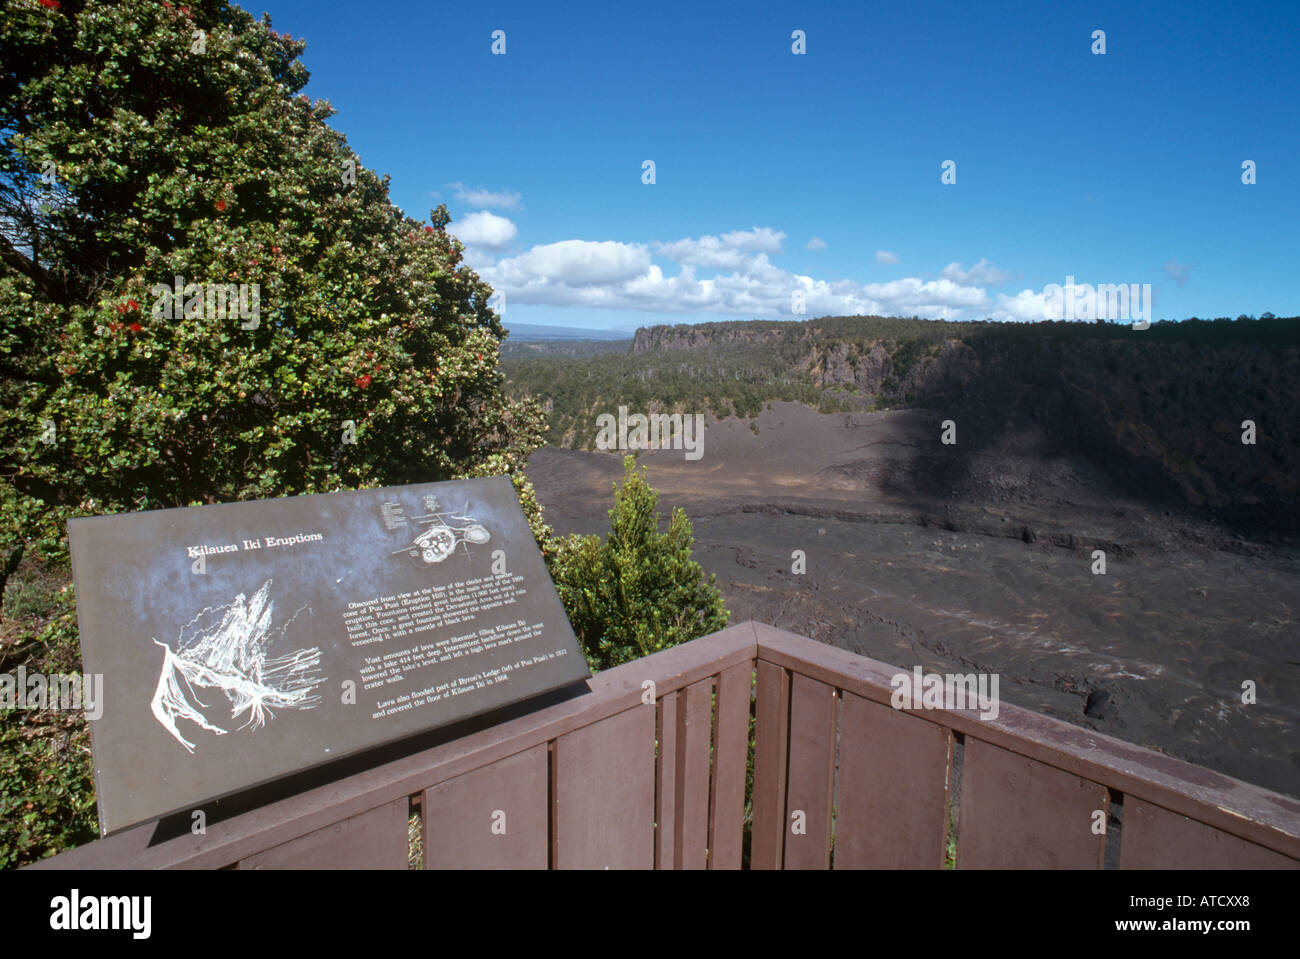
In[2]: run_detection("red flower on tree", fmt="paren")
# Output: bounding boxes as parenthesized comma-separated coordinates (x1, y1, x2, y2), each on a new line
(39, 0, 59, 8)
(215, 199, 227, 212)
(354, 374, 371, 389)
(128, 322, 143, 332)
(424, 226, 433, 233)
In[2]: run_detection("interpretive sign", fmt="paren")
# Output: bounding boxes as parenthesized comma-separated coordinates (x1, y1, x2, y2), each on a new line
(68, 475, 590, 835)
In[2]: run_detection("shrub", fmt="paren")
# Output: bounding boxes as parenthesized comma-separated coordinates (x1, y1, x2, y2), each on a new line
(551, 456, 729, 671)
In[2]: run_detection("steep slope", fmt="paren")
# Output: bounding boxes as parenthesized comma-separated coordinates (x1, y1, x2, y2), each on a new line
(508, 315, 1300, 535)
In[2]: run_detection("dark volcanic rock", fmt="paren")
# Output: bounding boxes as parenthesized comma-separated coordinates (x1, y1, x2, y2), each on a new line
(528, 401, 1300, 800)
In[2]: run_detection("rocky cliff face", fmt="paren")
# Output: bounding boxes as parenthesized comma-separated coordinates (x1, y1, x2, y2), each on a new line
(631, 323, 792, 354)
(896, 335, 1299, 522)
(627, 318, 1300, 530)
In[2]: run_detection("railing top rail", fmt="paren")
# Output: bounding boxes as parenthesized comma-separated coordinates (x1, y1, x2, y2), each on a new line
(752, 622, 1300, 858)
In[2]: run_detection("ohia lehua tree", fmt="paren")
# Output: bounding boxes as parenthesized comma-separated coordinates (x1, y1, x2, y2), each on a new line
(0, 0, 549, 579)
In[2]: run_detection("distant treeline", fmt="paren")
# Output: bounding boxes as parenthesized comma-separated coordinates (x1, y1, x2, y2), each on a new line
(500, 338, 632, 360)
(504, 342, 843, 447)
(503, 314, 1300, 449)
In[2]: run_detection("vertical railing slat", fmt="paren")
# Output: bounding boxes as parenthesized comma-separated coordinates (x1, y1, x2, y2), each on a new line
(957, 738, 1107, 868)
(1120, 797, 1299, 869)
(834, 692, 952, 868)
(783, 674, 837, 869)
(422, 745, 548, 869)
(655, 690, 680, 870)
(752, 660, 791, 869)
(675, 678, 714, 868)
(553, 705, 656, 869)
(709, 662, 751, 869)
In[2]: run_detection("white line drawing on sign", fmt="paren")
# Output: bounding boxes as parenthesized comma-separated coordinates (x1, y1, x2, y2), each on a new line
(393, 505, 490, 565)
(150, 579, 323, 753)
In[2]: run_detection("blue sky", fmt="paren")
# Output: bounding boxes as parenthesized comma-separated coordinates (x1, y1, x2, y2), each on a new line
(255, 0, 1298, 331)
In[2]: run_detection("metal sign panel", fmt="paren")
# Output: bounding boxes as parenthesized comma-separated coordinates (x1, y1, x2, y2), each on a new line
(68, 476, 589, 835)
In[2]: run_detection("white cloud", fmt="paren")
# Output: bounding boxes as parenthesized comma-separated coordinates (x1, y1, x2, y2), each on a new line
(492, 239, 652, 288)
(940, 258, 1012, 286)
(655, 227, 785, 270)
(451, 210, 518, 250)
(450, 182, 522, 209)
(875, 249, 899, 265)
(806, 236, 827, 251)
(987, 288, 1057, 322)
(477, 228, 1001, 320)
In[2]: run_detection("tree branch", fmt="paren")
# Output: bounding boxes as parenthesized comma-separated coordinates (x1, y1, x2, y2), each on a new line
(0, 232, 68, 303)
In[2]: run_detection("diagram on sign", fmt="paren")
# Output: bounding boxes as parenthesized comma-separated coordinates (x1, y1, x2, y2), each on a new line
(150, 579, 324, 753)
(392, 498, 491, 566)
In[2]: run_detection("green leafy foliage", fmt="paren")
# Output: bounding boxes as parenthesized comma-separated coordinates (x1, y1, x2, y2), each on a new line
(0, 0, 547, 567)
(0, 705, 97, 871)
(551, 456, 729, 671)
(0, 0, 552, 866)
(0, 560, 93, 870)
(499, 337, 630, 360)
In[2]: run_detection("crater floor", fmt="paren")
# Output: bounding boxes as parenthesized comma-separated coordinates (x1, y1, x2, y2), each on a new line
(528, 402, 1300, 799)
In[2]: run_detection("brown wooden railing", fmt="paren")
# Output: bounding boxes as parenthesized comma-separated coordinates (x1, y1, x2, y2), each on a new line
(28, 622, 1300, 869)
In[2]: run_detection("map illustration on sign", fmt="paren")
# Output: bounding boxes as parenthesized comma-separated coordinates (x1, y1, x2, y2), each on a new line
(150, 579, 324, 753)
(394, 506, 491, 566)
